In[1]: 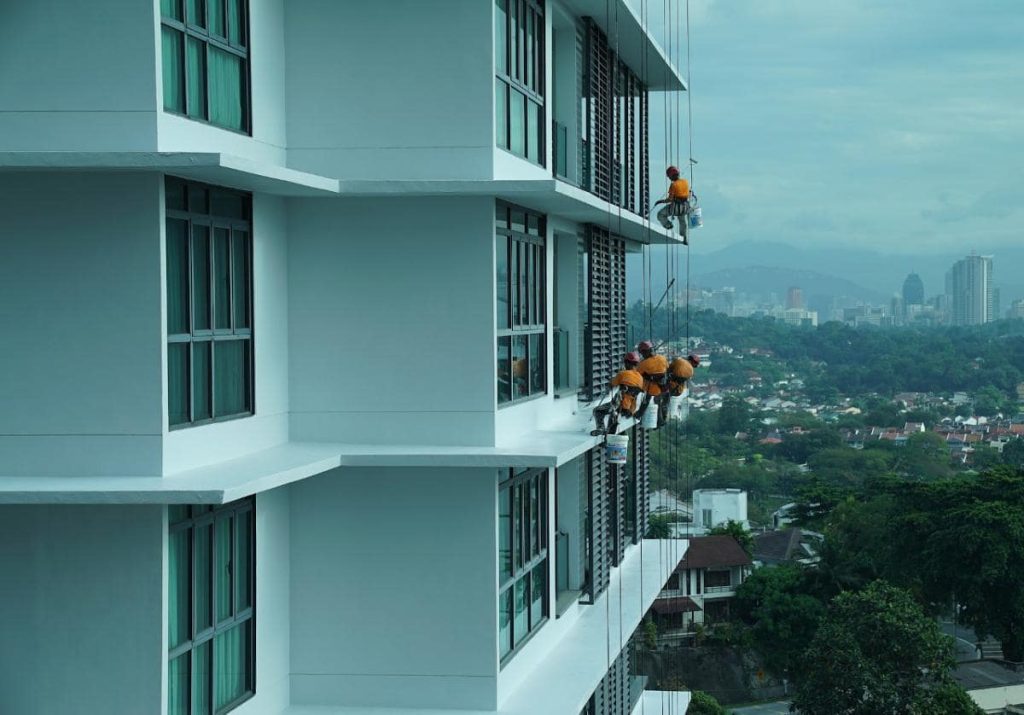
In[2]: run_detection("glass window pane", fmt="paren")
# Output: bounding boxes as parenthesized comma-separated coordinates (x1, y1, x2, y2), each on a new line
(514, 578, 528, 645)
(497, 337, 511, 404)
(169, 529, 191, 648)
(510, 0, 519, 79)
(211, 191, 246, 219)
(161, 27, 185, 113)
(235, 509, 251, 611)
(209, 0, 225, 37)
(188, 185, 208, 213)
(187, 37, 206, 119)
(495, 0, 507, 75)
(187, 0, 206, 27)
(169, 653, 189, 715)
(529, 479, 538, 557)
(232, 231, 250, 329)
(192, 342, 211, 421)
(170, 504, 190, 523)
(213, 227, 231, 330)
(208, 47, 243, 130)
(510, 209, 526, 234)
(510, 90, 525, 157)
(162, 0, 183, 21)
(499, 589, 512, 658)
(527, 101, 540, 163)
(496, 80, 508, 149)
(192, 225, 211, 331)
(192, 640, 211, 715)
(214, 623, 248, 709)
(168, 343, 189, 426)
(510, 239, 519, 325)
(529, 332, 544, 396)
(496, 235, 509, 331)
(517, 242, 528, 325)
(512, 334, 527, 400)
(195, 522, 212, 632)
(513, 483, 524, 569)
(166, 219, 190, 335)
(227, 0, 243, 44)
(530, 561, 546, 630)
(525, 10, 534, 89)
(167, 179, 187, 211)
(214, 340, 248, 416)
(215, 515, 232, 622)
(499, 486, 512, 583)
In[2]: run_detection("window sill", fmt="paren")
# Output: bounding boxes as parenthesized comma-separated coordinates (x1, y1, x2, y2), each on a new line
(169, 411, 255, 431)
(553, 387, 580, 399)
(498, 392, 548, 409)
(162, 108, 253, 138)
(499, 615, 549, 670)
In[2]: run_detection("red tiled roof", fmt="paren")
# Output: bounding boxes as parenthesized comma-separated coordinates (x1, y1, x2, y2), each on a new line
(652, 596, 701, 615)
(677, 535, 753, 571)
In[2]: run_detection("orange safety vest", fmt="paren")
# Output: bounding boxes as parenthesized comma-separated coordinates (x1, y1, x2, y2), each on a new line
(610, 369, 644, 416)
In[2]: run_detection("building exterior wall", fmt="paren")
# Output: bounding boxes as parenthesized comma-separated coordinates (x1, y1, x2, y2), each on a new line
(0, 0, 159, 152)
(285, 0, 494, 181)
(288, 466, 498, 709)
(692, 489, 748, 530)
(0, 505, 164, 715)
(287, 196, 496, 446)
(0, 173, 165, 476)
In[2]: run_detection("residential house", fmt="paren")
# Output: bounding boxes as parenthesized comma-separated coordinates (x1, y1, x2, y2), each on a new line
(0, 2, 691, 714)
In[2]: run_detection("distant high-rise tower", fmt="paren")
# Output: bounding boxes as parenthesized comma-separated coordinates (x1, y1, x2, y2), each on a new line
(946, 253, 994, 325)
(786, 286, 803, 310)
(902, 273, 925, 306)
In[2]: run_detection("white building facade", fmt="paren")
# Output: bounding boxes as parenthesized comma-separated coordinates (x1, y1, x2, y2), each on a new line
(0, 2, 690, 714)
(692, 488, 749, 532)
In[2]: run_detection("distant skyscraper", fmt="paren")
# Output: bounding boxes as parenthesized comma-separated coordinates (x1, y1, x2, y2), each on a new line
(902, 273, 925, 306)
(946, 253, 994, 325)
(786, 286, 803, 310)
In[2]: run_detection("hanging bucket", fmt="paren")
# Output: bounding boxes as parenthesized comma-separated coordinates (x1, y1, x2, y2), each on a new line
(668, 394, 685, 421)
(688, 206, 703, 229)
(642, 403, 660, 430)
(606, 434, 629, 464)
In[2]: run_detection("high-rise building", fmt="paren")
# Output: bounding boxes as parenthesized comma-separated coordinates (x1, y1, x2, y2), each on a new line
(0, 3, 692, 714)
(902, 272, 925, 307)
(786, 286, 804, 310)
(946, 253, 995, 325)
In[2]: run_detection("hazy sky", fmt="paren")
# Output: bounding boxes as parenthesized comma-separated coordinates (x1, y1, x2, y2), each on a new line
(632, 0, 1024, 255)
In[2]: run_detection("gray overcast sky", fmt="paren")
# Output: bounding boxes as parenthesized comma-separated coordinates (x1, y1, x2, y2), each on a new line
(632, 0, 1024, 255)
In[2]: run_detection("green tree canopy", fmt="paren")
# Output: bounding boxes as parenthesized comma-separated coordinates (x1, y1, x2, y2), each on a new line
(792, 582, 963, 715)
(685, 690, 727, 715)
(709, 520, 754, 557)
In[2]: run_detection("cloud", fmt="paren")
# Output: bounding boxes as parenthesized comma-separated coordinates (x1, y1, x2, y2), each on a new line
(922, 188, 1023, 223)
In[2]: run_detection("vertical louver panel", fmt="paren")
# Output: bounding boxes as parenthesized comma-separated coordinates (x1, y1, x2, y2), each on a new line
(607, 462, 624, 567)
(585, 18, 613, 203)
(587, 447, 610, 599)
(584, 226, 627, 401)
(640, 87, 650, 214)
(637, 427, 651, 540)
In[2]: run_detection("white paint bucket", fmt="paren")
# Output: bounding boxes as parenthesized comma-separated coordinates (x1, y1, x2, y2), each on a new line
(642, 402, 660, 429)
(606, 434, 629, 464)
(669, 394, 685, 421)
(689, 206, 703, 229)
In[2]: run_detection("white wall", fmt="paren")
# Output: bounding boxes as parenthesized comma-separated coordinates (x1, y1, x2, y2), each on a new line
(163, 193, 290, 473)
(285, 0, 494, 181)
(693, 489, 749, 529)
(0, 0, 158, 151)
(287, 196, 496, 446)
(0, 505, 164, 715)
(156, 0, 288, 166)
(0, 173, 164, 476)
(288, 466, 498, 710)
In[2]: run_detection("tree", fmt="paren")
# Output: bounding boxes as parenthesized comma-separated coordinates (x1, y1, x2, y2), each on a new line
(807, 447, 892, 487)
(1003, 439, 1024, 470)
(716, 395, 753, 436)
(686, 691, 727, 715)
(709, 520, 754, 557)
(733, 564, 826, 678)
(894, 431, 953, 481)
(792, 582, 963, 715)
(646, 513, 675, 539)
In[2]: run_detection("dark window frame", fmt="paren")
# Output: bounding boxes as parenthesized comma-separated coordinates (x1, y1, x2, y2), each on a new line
(166, 177, 254, 429)
(496, 201, 547, 406)
(160, 0, 253, 135)
(168, 498, 256, 715)
(498, 467, 549, 665)
(495, 0, 546, 165)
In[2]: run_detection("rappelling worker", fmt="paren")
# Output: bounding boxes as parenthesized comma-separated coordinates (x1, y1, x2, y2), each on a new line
(654, 165, 690, 245)
(636, 340, 671, 426)
(592, 352, 645, 436)
(667, 354, 700, 396)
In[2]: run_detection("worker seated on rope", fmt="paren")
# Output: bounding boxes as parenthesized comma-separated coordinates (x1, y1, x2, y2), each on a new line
(635, 339, 672, 425)
(591, 352, 645, 436)
(653, 165, 690, 245)
(667, 354, 700, 396)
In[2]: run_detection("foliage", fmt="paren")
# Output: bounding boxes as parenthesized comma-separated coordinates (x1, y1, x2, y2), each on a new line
(685, 690, 728, 715)
(1003, 439, 1024, 470)
(733, 564, 826, 678)
(709, 520, 754, 557)
(913, 681, 986, 714)
(717, 395, 756, 436)
(770, 427, 842, 464)
(792, 582, 959, 715)
(807, 447, 892, 487)
(646, 512, 677, 539)
(892, 431, 954, 481)
(643, 617, 658, 650)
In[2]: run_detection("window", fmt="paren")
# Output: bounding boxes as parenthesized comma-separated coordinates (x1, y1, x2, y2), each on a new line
(166, 177, 253, 428)
(168, 499, 255, 715)
(705, 570, 732, 589)
(161, 0, 250, 132)
(496, 202, 546, 405)
(495, 0, 545, 164)
(499, 468, 548, 662)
